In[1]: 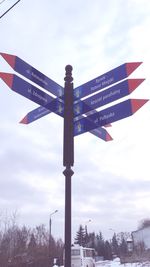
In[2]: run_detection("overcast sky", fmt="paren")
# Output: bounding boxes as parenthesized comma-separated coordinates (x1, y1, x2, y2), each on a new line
(0, 0, 150, 242)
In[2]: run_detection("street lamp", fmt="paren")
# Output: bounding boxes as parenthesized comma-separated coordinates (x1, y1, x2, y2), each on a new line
(49, 210, 58, 263)
(85, 219, 92, 234)
(85, 219, 92, 246)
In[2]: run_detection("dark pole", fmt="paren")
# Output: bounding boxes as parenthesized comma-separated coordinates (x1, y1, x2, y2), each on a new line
(63, 65, 74, 267)
(49, 217, 52, 259)
(49, 210, 58, 266)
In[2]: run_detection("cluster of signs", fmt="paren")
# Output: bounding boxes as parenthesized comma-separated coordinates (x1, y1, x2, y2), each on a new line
(0, 52, 148, 142)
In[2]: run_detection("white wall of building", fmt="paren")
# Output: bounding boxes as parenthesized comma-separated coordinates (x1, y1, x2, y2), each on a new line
(132, 227, 150, 250)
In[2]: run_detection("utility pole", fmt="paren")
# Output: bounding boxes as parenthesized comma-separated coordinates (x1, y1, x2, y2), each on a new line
(63, 65, 74, 267)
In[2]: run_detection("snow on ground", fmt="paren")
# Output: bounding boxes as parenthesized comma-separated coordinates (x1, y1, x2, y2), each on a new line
(95, 259, 150, 267)
(60, 259, 150, 267)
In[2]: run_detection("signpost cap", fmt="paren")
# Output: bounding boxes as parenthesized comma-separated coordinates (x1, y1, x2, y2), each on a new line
(65, 65, 73, 72)
(64, 65, 73, 82)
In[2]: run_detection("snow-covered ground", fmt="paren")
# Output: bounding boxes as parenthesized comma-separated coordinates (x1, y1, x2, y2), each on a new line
(60, 259, 150, 267)
(95, 259, 150, 267)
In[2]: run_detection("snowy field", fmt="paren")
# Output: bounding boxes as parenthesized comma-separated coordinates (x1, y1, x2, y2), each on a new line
(95, 259, 150, 267)
(60, 260, 150, 267)
(60, 261, 150, 267)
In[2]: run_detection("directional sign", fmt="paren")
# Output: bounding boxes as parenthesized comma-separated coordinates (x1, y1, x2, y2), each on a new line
(0, 52, 64, 97)
(20, 103, 64, 124)
(74, 99, 148, 136)
(73, 78, 145, 117)
(20, 106, 54, 124)
(90, 127, 113, 141)
(19, 77, 143, 123)
(0, 72, 64, 117)
(0, 72, 112, 142)
(1, 52, 113, 128)
(73, 62, 142, 99)
(0, 60, 146, 141)
(20, 105, 113, 142)
(1, 53, 142, 102)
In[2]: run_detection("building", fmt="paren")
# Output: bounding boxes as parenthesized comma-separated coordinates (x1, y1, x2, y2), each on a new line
(132, 226, 150, 250)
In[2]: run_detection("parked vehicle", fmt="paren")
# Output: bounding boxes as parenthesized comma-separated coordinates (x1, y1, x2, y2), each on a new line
(71, 245, 95, 267)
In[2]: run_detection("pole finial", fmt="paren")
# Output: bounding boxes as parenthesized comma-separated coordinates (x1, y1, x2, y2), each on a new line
(65, 64, 73, 72)
(64, 65, 73, 82)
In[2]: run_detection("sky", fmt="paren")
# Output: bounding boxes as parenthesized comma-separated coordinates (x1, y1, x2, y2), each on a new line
(0, 0, 150, 243)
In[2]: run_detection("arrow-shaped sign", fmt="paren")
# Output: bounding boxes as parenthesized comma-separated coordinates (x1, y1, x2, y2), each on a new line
(0, 52, 64, 97)
(0, 72, 112, 142)
(74, 78, 145, 117)
(20, 109, 112, 141)
(20, 106, 57, 124)
(1, 53, 144, 133)
(0, 52, 114, 127)
(0, 72, 64, 117)
(19, 77, 144, 125)
(0, 53, 142, 102)
(73, 62, 142, 99)
(74, 99, 149, 136)
(90, 127, 113, 141)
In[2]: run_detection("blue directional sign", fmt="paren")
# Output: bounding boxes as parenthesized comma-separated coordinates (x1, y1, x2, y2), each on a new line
(73, 62, 142, 99)
(0, 72, 64, 117)
(0, 54, 147, 142)
(90, 127, 113, 141)
(20, 102, 112, 141)
(20, 106, 51, 124)
(1, 53, 142, 102)
(73, 78, 145, 117)
(74, 99, 148, 136)
(0, 72, 112, 142)
(0, 52, 64, 97)
(20, 106, 52, 124)
(19, 78, 144, 123)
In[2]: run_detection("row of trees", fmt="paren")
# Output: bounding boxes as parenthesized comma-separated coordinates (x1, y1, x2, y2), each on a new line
(0, 213, 149, 266)
(0, 214, 129, 266)
(74, 225, 130, 260)
(0, 212, 63, 267)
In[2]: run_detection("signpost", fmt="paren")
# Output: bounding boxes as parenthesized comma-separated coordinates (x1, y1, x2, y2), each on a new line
(73, 78, 145, 117)
(20, 106, 52, 124)
(0, 72, 112, 142)
(74, 99, 148, 136)
(0, 52, 64, 97)
(0, 53, 148, 267)
(73, 62, 142, 99)
(0, 72, 112, 141)
(0, 72, 64, 117)
(20, 108, 112, 142)
(0, 58, 113, 142)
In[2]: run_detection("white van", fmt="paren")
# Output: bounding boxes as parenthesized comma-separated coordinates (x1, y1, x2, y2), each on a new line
(71, 245, 95, 267)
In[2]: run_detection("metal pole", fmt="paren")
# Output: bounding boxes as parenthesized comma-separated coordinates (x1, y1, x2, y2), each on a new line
(63, 65, 74, 267)
(49, 217, 52, 259)
(49, 210, 58, 266)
